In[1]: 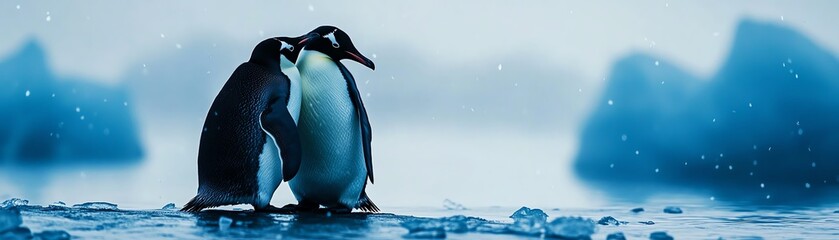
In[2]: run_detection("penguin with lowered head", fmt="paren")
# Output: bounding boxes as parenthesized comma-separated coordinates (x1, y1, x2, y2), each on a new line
(182, 35, 310, 213)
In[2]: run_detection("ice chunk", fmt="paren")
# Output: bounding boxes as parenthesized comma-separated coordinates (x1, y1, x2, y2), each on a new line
(649, 231, 674, 240)
(544, 217, 595, 239)
(596, 216, 627, 226)
(442, 199, 467, 210)
(439, 215, 487, 233)
(0, 208, 23, 232)
(663, 206, 682, 214)
(218, 216, 233, 231)
(508, 207, 548, 235)
(0, 227, 31, 239)
(33, 230, 71, 240)
(1, 198, 29, 208)
(47, 201, 68, 209)
(73, 202, 118, 210)
(161, 203, 177, 210)
(401, 220, 446, 239)
(631, 207, 645, 213)
(638, 221, 655, 225)
(607, 232, 627, 240)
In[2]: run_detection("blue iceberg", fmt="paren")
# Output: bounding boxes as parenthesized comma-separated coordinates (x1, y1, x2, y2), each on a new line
(0, 39, 143, 163)
(574, 19, 839, 203)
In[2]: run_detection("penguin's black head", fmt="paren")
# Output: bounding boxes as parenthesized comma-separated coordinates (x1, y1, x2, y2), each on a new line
(249, 37, 307, 73)
(274, 35, 308, 63)
(302, 26, 375, 70)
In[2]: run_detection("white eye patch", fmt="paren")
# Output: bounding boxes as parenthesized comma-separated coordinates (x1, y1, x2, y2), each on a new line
(279, 40, 294, 51)
(323, 30, 340, 48)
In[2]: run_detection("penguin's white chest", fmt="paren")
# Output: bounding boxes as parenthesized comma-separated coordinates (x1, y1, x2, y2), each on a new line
(289, 50, 367, 208)
(254, 57, 301, 207)
(281, 56, 302, 124)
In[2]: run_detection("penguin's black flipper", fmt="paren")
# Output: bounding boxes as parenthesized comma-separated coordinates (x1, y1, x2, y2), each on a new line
(261, 99, 302, 181)
(337, 62, 374, 184)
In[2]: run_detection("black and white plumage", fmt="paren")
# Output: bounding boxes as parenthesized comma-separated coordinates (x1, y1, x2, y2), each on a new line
(289, 26, 378, 213)
(182, 36, 306, 212)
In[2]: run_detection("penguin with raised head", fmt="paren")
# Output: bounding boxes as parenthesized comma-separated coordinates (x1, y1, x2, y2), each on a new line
(182, 35, 310, 213)
(287, 26, 378, 213)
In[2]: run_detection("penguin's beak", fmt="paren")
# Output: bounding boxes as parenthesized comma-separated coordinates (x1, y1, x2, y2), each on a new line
(345, 50, 375, 70)
(298, 32, 319, 45)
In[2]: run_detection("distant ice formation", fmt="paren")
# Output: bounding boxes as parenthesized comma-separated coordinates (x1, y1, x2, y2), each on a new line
(0, 39, 142, 164)
(575, 19, 839, 203)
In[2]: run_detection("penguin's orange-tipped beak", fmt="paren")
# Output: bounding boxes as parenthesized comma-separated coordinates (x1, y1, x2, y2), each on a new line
(346, 50, 375, 70)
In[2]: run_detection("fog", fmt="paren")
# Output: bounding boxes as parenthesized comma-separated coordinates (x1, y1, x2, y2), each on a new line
(2, 1, 839, 209)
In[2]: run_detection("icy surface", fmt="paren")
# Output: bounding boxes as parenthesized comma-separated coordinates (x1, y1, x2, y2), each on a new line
(545, 216, 596, 239)
(0, 208, 23, 232)
(2, 204, 838, 239)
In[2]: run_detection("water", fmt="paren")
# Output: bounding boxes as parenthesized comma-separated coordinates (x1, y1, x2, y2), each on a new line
(5, 202, 839, 239)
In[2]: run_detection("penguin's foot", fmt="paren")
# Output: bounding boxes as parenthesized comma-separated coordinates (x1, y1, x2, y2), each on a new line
(316, 206, 352, 215)
(279, 200, 319, 213)
(254, 204, 295, 214)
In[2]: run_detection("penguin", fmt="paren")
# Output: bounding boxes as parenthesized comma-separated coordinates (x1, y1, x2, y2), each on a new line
(287, 26, 378, 213)
(181, 35, 309, 213)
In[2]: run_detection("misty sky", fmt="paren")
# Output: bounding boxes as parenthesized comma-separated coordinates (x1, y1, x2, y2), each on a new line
(1, 1, 838, 209)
